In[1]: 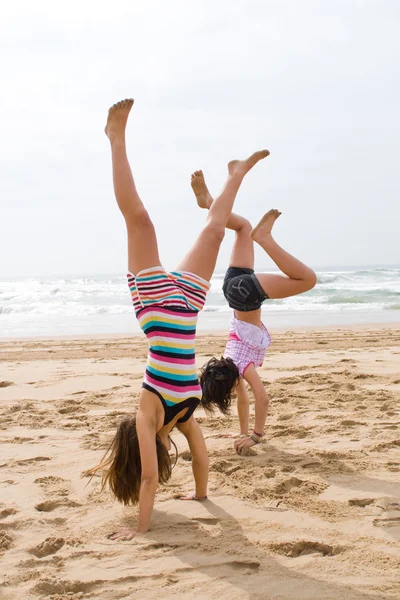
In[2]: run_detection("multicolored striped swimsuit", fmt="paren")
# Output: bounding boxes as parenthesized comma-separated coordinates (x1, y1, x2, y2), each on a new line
(127, 266, 210, 425)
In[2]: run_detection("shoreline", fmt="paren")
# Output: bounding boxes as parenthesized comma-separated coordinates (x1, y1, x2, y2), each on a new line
(1, 320, 400, 344)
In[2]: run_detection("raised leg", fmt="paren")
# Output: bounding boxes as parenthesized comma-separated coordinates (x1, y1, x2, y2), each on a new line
(105, 99, 161, 274)
(176, 150, 269, 281)
(191, 170, 255, 269)
(251, 210, 317, 299)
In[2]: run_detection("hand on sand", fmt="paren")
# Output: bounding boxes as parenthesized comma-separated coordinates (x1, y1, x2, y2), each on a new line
(234, 436, 257, 455)
(107, 528, 140, 541)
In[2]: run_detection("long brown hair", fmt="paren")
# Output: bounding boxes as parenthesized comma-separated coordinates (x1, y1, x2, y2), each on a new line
(83, 415, 172, 506)
(199, 356, 239, 415)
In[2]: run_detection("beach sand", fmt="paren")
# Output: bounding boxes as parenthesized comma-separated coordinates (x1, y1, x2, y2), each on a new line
(0, 326, 399, 600)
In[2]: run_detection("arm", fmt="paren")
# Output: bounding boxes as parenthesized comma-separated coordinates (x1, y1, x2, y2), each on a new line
(107, 408, 158, 541)
(177, 417, 208, 499)
(236, 378, 250, 435)
(136, 409, 159, 532)
(234, 364, 269, 454)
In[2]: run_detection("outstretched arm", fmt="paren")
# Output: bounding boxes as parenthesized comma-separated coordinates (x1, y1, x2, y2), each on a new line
(108, 409, 158, 541)
(178, 417, 209, 499)
(136, 410, 159, 532)
(234, 364, 269, 454)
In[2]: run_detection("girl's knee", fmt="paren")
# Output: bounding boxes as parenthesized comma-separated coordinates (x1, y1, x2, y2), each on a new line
(306, 270, 317, 290)
(204, 221, 225, 244)
(126, 208, 154, 230)
(238, 219, 252, 235)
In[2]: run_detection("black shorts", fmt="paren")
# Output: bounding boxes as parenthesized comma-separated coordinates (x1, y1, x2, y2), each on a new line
(222, 267, 269, 312)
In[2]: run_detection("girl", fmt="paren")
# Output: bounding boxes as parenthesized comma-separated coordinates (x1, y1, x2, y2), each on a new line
(191, 171, 317, 455)
(86, 99, 269, 540)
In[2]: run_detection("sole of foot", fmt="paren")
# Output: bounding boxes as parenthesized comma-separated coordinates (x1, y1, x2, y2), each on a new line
(191, 170, 213, 209)
(105, 98, 134, 140)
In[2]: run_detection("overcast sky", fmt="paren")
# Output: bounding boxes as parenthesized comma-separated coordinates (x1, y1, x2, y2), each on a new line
(1, 0, 399, 278)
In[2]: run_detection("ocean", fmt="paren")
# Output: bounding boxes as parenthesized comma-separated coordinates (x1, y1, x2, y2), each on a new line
(1, 266, 399, 338)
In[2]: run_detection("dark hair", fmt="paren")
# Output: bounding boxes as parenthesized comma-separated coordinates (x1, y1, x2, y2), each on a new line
(83, 415, 172, 506)
(199, 356, 239, 415)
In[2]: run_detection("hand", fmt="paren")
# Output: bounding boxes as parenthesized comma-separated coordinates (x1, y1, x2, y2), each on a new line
(234, 436, 257, 454)
(106, 528, 140, 541)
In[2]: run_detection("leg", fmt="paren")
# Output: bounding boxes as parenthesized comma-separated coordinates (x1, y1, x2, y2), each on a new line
(191, 171, 255, 269)
(105, 99, 161, 274)
(251, 210, 317, 299)
(177, 150, 269, 281)
(234, 365, 270, 455)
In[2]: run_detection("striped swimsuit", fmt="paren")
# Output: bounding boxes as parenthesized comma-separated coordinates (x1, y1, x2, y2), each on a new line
(127, 267, 210, 425)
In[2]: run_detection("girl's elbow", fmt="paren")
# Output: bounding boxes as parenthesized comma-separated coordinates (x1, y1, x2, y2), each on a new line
(141, 474, 158, 486)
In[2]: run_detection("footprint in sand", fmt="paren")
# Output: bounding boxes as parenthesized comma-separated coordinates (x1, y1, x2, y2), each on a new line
(7, 401, 34, 413)
(35, 499, 81, 512)
(373, 517, 400, 528)
(5, 457, 51, 472)
(340, 420, 366, 427)
(371, 439, 400, 451)
(0, 531, 13, 552)
(276, 376, 301, 385)
(33, 579, 93, 596)
(0, 507, 18, 519)
(57, 400, 86, 415)
(191, 517, 220, 525)
(0, 381, 14, 388)
(273, 477, 304, 494)
(142, 542, 181, 552)
(29, 537, 65, 558)
(210, 460, 241, 475)
(387, 462, 400, 472)
(277, 413, 294, 421)
(268, 540, 338, 557)
(348, 498, 375, 507)
(34, 476, 67, 487)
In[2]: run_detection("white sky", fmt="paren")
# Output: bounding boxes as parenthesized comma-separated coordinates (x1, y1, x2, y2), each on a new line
(1, 0, 399, 277)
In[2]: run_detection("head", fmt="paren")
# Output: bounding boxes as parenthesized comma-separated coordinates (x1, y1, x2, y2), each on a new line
(199, 356, 240, 415)
(83, 415, 172, 506)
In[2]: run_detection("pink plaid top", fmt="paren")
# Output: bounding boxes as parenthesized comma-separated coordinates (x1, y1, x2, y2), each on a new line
(224, 316, 271, 377)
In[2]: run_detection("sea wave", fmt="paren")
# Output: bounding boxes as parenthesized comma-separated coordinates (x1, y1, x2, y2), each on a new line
(1, 267, 400, 337)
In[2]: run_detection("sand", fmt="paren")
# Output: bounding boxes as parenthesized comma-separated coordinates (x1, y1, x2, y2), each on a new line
(0, 326, 399, 600)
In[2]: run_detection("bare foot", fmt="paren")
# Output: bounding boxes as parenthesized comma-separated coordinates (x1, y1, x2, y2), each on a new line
(105, 98, 134, 142)
(251, 209, 281, 244)
(228, 150, 270, 177)
(191, 170, 213, 209)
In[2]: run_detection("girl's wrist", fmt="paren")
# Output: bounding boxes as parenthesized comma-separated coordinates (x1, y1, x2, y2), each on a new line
(193, 492, 208, 501)
(253, 429, 264, 437)
(250, 430, 265, 444)
(137, 526, 149, 534)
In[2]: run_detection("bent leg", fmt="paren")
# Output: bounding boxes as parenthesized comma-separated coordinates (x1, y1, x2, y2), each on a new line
(177, 151, 269, 281)
(252, 210, 317, 299)
(106, 99, 161, 274)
